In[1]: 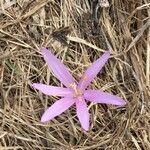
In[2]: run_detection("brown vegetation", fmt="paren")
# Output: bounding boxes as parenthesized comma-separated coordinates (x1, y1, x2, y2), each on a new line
(0, 0, 150, 149)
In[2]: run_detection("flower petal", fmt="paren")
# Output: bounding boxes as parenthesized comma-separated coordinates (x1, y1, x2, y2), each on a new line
(78, 51, 110, 91)
(32, 83, 73, 97)
(84, 90, 126, 106)
(41, 48, 75, 87)
(76, 98, 90, 131)
(41, 98, 75, 122)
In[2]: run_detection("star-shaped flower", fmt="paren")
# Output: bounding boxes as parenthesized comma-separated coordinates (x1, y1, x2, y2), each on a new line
(32, 48, 126, 131)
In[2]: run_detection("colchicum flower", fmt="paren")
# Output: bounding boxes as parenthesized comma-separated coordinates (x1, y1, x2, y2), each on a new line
(33, 48, 126, 131)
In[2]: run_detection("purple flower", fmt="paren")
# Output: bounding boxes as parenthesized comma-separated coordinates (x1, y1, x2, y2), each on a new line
(32, 48, 126, 131)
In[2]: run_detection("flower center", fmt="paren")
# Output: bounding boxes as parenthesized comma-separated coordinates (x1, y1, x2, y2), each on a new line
(69, 82, 82, 97)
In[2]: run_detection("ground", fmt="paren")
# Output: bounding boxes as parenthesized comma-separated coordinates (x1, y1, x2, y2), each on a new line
(0, 0, 150, 150)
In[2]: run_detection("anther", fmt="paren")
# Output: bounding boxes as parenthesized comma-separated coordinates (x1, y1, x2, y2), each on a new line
(83, 76, 88, 81)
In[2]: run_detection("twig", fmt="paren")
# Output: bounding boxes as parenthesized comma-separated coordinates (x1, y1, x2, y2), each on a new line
(67, 36, 105, 52)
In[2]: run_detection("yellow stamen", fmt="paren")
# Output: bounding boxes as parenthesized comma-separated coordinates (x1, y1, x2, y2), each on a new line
(83, 76, 88, 81)
(69, 82, 77, 90)
(69, 82, 82, 97)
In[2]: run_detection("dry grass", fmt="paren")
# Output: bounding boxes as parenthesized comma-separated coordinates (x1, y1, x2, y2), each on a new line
(0, 0, 150, 149)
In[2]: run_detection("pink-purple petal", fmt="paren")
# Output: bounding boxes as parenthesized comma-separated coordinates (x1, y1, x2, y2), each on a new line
(41, 48, 75, 87)
(76, 97, 90, 131)
(78, 51, 110, 91)
(32, 83, 73, 97)
(84, 90, 126, 106)
(41, 98, 75, 122)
